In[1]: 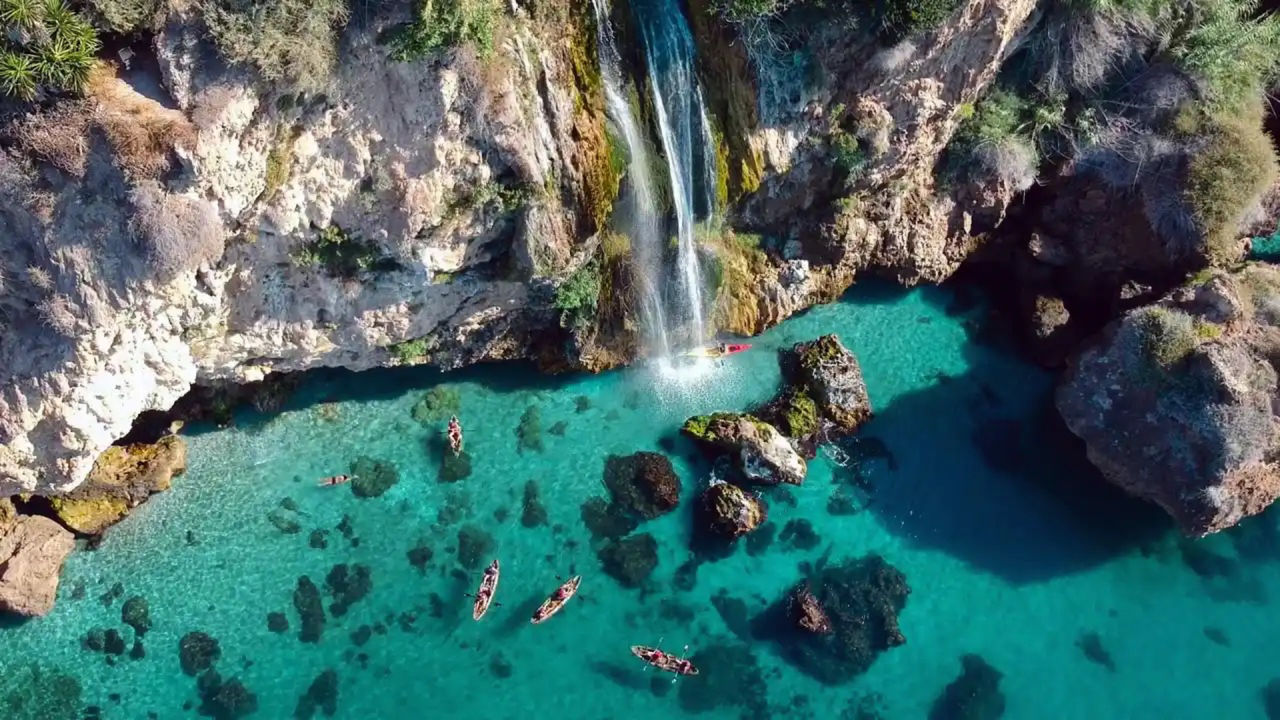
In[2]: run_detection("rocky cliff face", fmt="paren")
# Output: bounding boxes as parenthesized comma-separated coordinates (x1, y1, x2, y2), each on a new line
(1057, 265, 1280, 535)
(1, 2, 610, 494)
(698, 0, 1038, 333)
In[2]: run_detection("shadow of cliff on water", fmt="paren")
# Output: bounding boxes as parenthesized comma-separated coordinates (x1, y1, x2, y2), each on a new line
(835, 280, 1173, 584)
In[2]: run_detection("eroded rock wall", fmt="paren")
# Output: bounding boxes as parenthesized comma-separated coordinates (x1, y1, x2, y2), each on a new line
(1, 3, 612, 494)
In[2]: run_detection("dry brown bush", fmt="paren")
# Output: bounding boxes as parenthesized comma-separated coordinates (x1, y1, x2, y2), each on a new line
(130, 181, 226, 280)
(37, 294, 78, 336)
(26, 266, 53, 292)
(88, 65, 198, 180)
(12, 103, 94, 177)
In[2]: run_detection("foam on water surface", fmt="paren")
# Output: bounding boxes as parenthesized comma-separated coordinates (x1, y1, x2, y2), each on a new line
(2, 282, 1279, 720)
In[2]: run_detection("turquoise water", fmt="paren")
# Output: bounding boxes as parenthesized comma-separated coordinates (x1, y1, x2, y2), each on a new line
(3, 281, 1279, 719)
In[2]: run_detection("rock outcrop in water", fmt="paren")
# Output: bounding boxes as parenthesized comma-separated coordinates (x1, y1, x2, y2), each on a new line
(929, 654, 1005, 720)
(0, 513, 75, 617)
(753, 555, 910, 685)
(1058, 265, 1280, 535)
(682, 413, 806, 485)
(600, 452, 682, 521)
(760, 335, 872, 453)
(697, 482, 767, 539)
(48, 436, 186, 535)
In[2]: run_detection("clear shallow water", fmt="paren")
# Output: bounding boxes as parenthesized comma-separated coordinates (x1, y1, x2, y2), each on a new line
(3, 282, 1280, 719)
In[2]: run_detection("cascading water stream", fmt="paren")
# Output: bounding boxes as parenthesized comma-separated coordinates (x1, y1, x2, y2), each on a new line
(591, 0, 671, 358)
(633, 0, 719, 349)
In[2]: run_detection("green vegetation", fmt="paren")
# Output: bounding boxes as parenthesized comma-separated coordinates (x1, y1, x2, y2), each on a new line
(874, 0, 962, 41)
(710, 0, 958, 42)
(776, 389, 819, 438)
(1184, 108, 1279, 265)
(554, 261, 602, 330)
(291, 225, 400, 279)
(1170, 0, 1280, 113)
(200, 0, 349, 89)
(0, 0, 100, 100)
(389, 337, 432, 365)
(390, 0, 497, 61)
(1133, 306, 1200, 372)
(85, 0, 160, 33)
(830, 130, 867, 183)
(262, 127, 297, 201)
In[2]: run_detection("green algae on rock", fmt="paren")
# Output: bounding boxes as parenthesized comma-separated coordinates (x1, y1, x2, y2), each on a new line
(50, 435, 187, 535)
(682, 412, 806, 485)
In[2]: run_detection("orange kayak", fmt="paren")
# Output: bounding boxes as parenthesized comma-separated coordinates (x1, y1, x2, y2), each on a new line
(531, 576, 581, 625)
(472, 560, 500, 620)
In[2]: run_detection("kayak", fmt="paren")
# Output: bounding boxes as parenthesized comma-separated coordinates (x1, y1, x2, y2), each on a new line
(317, 474, 351, 487)
(682, 343, 752, 359)
(630, 645, 699, 676)
(472, 559, 500, 620)
(530, 575, 581, 624)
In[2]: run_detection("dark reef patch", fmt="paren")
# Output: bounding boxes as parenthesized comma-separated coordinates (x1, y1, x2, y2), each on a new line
(597, 533, 658, 588)
(325, 564, 372, 617)
(294, 669, 338, 719)
(349, 456, 400, 498)
(521, 481, 548, 528)
(675, 641, 767, 716)
(293, 576, 325, 643)
(752, 555, 909, 684)
(929, 654, 1005, 720)
(178, 632, 221, 676)
(457, 525, 495, 570)
(1076, 631, 1115, 671)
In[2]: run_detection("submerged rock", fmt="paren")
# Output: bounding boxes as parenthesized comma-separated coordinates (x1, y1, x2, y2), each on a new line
(324, 564, 372, 617)
(0, 514, 75, 617)
(293, 576, 325, 644)
(349, 457, 400, 499)
(0, 662, 82, 720)
(597, 533, 658, 588)
(682, 413, 806, 485)
(294, 669, 338, 719)
(267, 613, 289, 634)
(197, 671, 259, 720)
(929, 654, 1005, 720)
(521, 481, 548, 528)
(456, 525, 495, 570)
(406, 543, 433, 574)
(580, 497, 638, 540)
(178, 631, 221, 676)
(103, 629, 126, 655)
(410, 387, 461, 426)
(745, 522, 776, 556)
(439, 451, 472, 483)
(602, 452, 682, 520)
(697, 483, 767, 540)
(780, 519, 821, 551)
(676, 642, 768, 716)
(1076, 631, 1115, 672)
(1263, 678, 1280, 720)
(755, 555, 910, 684)
(516, 405, 544, 454)
(1058, 266, 1280, 534)
(48, 436, 187, 535)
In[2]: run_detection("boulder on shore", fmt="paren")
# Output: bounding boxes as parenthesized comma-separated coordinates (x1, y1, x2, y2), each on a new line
(697, 483, 767, 540)
(0, 514, 76, 617)
(1058, 265, 1280, 535)
(49, 435, 186, 535)
(682, 413, 806, 485)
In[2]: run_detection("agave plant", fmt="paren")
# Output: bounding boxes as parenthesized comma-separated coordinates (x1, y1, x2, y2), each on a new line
(0, 0, 42, 31)
(0, 49, 37, 99)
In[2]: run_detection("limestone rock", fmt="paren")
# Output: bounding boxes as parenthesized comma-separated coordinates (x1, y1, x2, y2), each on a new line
(784, 335, 872, 433)
(1058, 264, 1280, 535)
(787, 584, 832, 635)
(49, 436, 186, 535)
(698, 482, 767, 540)
(683, 413, 806, 485)
(0, 515, 75, 617)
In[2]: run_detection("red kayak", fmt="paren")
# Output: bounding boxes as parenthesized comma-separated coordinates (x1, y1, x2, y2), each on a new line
(630, 644, 699, 676)
(683, 343, 752, 359)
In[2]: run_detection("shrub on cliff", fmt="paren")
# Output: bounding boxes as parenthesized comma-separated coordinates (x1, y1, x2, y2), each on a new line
(1169, 0, 1280, 113)
(1183, 108, 1279, 264)
(199, 0, 350, 89)
(554, 261, 601, 330)
(130, 181, 227, 281)
(0, 0, 99, 100)
(291, 225, 399, 279)
(1132, 305, 1199, 372)
(85, 0, 161, 33)
(391, 0, 498, 61)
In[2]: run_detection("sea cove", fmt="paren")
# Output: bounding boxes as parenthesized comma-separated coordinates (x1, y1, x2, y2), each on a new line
(3, 283, 1279, 719)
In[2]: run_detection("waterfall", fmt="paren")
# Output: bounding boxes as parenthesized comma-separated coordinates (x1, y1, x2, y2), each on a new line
(591, 0, 719, 356)
(591, 0, 671, 358)
(633, 0, 718, 349)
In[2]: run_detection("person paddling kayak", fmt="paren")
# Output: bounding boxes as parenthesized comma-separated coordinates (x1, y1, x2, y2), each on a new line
(682, 343, 751, 359)
(447, 415, 463, 456)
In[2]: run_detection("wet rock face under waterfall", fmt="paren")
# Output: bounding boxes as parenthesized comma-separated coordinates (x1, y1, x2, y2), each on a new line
(1, 2, 609, 494)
